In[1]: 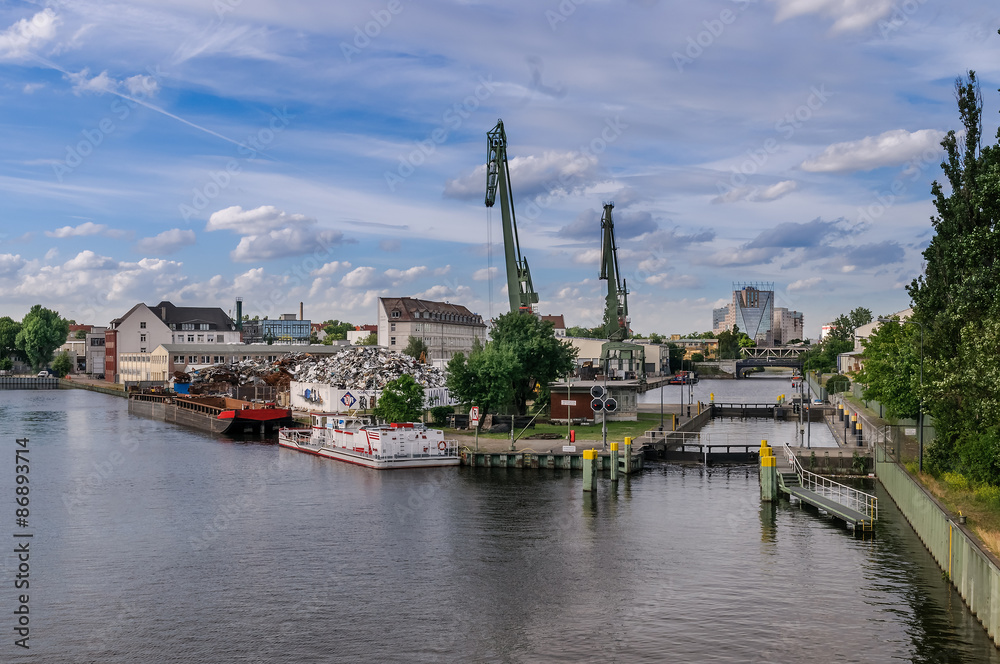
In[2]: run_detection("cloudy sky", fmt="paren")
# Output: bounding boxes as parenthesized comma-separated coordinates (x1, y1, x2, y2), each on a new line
(1, 1, 998, 337)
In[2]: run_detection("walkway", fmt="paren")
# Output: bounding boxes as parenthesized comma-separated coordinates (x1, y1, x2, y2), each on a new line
(777, 444, 876, 530)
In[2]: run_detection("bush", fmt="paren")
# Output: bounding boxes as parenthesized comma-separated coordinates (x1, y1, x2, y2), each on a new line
(690, 352, 704, 363)
(825, 374, 850, 393)
(430, 405, 454, 425)
(974, 484, 1000, 509)
(943, 471, 972, 492)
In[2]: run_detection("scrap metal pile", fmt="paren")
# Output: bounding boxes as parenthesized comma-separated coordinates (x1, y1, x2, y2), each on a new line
(179, 346, 445, 394)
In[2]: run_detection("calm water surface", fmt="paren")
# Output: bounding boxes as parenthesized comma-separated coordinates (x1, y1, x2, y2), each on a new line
(2, 388, 998, 663)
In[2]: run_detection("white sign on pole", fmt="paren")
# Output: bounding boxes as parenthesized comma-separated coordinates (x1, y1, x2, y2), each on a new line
(562, 445, 577, 453)
(561, 399, 577, 406)
(470, 406, 481, 425)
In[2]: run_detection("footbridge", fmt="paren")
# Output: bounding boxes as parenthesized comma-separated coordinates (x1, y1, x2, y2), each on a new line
(735, 346, 805, 378)
(776, 443, 876, 530)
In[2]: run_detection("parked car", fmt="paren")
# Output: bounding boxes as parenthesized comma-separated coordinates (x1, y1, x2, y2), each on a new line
(37, 370, 51, 378)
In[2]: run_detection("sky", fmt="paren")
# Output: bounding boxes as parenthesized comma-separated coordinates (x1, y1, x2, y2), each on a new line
(1, 0, 998, 338)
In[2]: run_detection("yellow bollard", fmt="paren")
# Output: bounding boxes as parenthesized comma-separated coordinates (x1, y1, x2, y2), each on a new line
(610, 442, 619, 481)
(710, 392, 714, 403)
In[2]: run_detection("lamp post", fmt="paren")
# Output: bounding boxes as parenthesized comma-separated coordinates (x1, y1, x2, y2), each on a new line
(878, 317, 925, 471)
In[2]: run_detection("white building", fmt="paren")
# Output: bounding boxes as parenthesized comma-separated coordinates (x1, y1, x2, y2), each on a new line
(377, 297, 487, 366)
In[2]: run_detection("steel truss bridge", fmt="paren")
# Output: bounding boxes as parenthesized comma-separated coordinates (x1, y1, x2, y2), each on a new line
(734, 346, 806, 378)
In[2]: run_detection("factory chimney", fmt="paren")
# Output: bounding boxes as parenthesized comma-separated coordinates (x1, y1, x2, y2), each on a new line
(236, 297, 243, 331)
(299, 302, 303, 321)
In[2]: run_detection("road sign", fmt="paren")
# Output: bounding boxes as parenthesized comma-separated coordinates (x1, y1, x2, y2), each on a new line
(470, 406, 481, 426)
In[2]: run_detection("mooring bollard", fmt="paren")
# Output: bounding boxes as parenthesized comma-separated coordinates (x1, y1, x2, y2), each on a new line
(610, 442, 619, 481)
(623, 437, 632, 475)
(760, 439, 777, 501)
(837, 403, 844, 421)
(856, 420, 863, 446)
(583, 449, 597, 492)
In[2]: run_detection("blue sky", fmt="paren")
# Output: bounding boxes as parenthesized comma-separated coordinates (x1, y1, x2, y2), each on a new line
(1, 0, 998, 337)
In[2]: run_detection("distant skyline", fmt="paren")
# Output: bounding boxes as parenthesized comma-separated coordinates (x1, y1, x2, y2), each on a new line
(1, 1, 998, 338)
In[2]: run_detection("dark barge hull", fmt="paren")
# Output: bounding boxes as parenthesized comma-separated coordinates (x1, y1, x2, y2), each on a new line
(128, 394, 293, 436)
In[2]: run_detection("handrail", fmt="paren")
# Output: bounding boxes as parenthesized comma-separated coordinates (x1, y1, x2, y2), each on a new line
(782, 443, 877, 521)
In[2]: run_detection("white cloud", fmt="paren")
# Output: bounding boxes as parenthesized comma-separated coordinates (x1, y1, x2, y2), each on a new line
(207, 205, 348, 262)
(472, 267, 498, 281)
(46, 221, 108, 238)
(311, 261, 351, 277)
(704, 246, 781, 267)
(65, 68, 160, 98)
(385, 266, 428, 283)
(770, 0, 896, 32)
(64, 250, 117, 271)
(788, 277, 825, 291)
(0, 9, 58, 61)
(433, 266, 451, 276)
(413, 284, 473, 301)
(0, 253, 25, 276)
(230, 227, 345, 262)
(572, 248, 602, 265)
(801, 129, 945, 173)
(206, 205, 314, 234)
(135, 228, 196, 254)
(22, 83, 43, 94)
(757, 180, 798, 201)
(444, 151, 601, 201)
(340, 266, 378, 289)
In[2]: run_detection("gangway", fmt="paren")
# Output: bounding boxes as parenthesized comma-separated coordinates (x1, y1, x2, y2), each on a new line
(779, 443, 877, 530)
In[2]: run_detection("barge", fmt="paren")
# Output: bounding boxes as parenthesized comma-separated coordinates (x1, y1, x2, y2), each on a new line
(128, 392, 294, 436)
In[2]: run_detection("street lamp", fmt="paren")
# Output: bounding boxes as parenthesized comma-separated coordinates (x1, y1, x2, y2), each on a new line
(878, 317, 924, 472)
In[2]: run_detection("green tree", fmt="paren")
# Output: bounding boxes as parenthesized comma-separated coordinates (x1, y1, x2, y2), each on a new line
(373, 374, 426, 423)
(829, 307, 874, 342)
(445, 343, 518, 416)
(51, 351, 73, 376)
(716, 326, 741, 360)
(0, 358, 11, 371)
(799, 337, 852, 374)
(825, 374, 851, 394)
(322, 319, 354, 340)
(905, 72, 1000, 478)
(488, 312, 577, 415)
(357, 332, 377, 345)
(0, 316, 22, 360)
(737, 333, 756, 349)
(74, 329, 87, 339)
(855, 318, 920, 419)
(648, 332, 664, 344)
(15, 305, 70, 370)
(402, 336, 429, 362)
(690, 352, 705, 363)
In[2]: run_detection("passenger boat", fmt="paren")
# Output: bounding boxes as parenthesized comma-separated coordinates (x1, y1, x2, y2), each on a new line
(278, 412, 460, 469)
(668, 370, 699, 385)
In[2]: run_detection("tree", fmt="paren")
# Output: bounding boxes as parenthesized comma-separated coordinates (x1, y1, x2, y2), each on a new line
(322, 320, 354, 340)
(829, 307, 873, 343)
(825, 374, 850, 394)
(716, 325, 741, 360)
(445, 343, 518, 416)
(402, 336, 429, 362)
(737, 333, 756, 349)
(904, 71, 1000, 478)
(855, 318, 920, 419)
(488, 313, 577, 415)
(0, 358, 11, 371)
(799, 337, 852, 374)
(74, 329, 87, 339)
(373, 374, 426, 423)
(357, 332, 377, 345)
(566, 325, 602, 338)
(648, 332, 664, 344)
(0, 316, 21, 360)
(690, 352, 704, 363)
(15, 305, 70, 370)
(51, 351, 73, 376)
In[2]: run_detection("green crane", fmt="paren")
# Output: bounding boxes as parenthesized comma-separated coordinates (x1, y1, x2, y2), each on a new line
(485, 119, 539, 314)
(598, 203, 645, 383)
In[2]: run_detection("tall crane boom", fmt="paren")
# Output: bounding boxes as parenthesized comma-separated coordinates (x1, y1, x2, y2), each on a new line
(597, 201, 645, 383)
(485, 119, 539, 314)
(599, 203, 629, 342)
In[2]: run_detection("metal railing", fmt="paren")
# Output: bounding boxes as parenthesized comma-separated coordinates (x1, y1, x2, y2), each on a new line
(782, 443, 877, 521)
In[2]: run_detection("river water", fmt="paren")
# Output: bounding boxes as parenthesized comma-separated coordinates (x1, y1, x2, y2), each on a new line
(3, 384, 999, 663)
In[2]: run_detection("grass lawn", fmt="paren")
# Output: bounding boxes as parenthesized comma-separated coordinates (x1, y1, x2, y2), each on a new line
(439, 412, 671, 443)
(907, 463, 1000, 559)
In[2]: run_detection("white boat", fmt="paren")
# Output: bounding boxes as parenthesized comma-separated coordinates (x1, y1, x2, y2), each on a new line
(278, 412, 460, 469)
